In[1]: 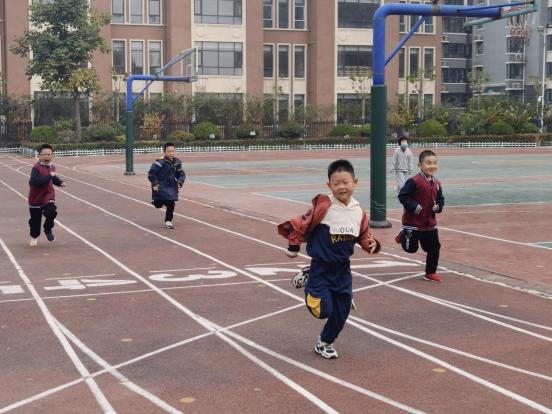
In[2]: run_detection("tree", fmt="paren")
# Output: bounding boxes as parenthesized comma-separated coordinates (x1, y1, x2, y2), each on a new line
(467, 70, 491, 109)
(11, 0, 110, 140)
(350, 69, 372, 123)
(407, 68, 435, 120)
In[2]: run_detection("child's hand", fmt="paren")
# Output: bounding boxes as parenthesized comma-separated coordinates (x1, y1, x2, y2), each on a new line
(152, 184, 160, 191)
(415, 204, 422, 215)
(50, 171, 56, 177)
(432, 203, 439, 212)
(60, 182, 66, 187)
(368, 239, 378, 254)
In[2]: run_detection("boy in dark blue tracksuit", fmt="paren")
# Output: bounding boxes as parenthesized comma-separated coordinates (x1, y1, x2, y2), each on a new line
(148, 142, 185, 229)
(278, 160, 381, 359)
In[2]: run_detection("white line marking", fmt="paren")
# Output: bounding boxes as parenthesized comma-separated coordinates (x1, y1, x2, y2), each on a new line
(0, 237, 116, 414)
(149, 266, 216, 273)
(55, 319, 183, 414)
(45, 273, 116, 281)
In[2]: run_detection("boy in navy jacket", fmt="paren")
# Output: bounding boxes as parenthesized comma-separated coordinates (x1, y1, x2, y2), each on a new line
(278, 160, 381, 359)
(28, 144, 66, 247)
(397, 150, 445, 282)
(148, 142, 185, 229)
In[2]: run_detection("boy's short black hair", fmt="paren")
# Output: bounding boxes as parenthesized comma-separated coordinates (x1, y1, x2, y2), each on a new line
(163, 142, 175, 151)
(37, 144, 53, 154)
(397, 137, 408, 145)
(328, 159, 355, 180)
(419, 150, 437, 163)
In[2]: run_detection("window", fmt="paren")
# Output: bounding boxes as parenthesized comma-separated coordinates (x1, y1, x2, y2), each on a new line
(295, 0, 305, 29)
(112, 0, 124, 23)
(338, 0, 379, 29)
(195, 0, 242, 25)
(196, 42, 243, 75)
(264, 45, 274, 77)
(130, 0, 143, 23)
(279, 0, 289, 28)
(112, 41, 126, 75)
(548, 7, 552, 25)
(547, 62, 552, 77)
(547, 35, 552, 52)
(131, 41, 144, 74)
(399, 48, 405, 79)
(264, 0, 273, 28)
(507, 37, 524, 53)
(507, 63, 523, 80)
(409, 48, 419, 76)
(279, 45, 289, 78)
(424, 48, 433, 79)
(443, 43, 469, 58)
(337, 93, 371, 123)
(424, 14, 434, 33)
(399, 14, 406, 33)
(424, 94, 433, 110)
(442, 68, 467, 83)
(476, 42, 483, 55)
(149, 0, 161, 24)
(337, 45, 372, 76)
(294, 94, 305, 112)
(278, 94, 289, 121)
(294, 46, 305, 78)
(149, 41, 162, 74)
(443, 17, 465, 33)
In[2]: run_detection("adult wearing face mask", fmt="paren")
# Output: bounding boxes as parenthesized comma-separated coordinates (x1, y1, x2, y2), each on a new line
(390, 135, 414, 194)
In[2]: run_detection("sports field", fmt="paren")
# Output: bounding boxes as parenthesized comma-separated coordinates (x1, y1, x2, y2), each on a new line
(0, 147, 551, 413)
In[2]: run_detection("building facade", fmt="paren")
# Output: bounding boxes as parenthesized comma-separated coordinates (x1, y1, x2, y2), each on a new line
(4, 0, 443, 124)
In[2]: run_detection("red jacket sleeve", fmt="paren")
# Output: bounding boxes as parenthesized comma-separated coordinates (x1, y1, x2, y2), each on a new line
(277, 194, 331, 247)
(358, 211, 381, 254)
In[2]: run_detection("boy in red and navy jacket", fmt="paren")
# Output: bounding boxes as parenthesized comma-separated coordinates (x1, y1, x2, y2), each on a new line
(28, 144, 66, 247)
(278, 160, 381, 359)
(398, 150, 445, 282)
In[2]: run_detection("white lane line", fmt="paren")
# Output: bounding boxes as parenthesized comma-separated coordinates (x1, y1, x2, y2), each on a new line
(149, 267, 216, 273)
(350, 316, 552, 382)
(345, 318, 552, 414)
(46, 274, 116, 281)
(55, 319, 183, 414)
(0, 180, 340, 414)
(0, 237, 116, 414)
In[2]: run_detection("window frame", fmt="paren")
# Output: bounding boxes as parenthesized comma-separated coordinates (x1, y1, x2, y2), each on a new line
(112, 0, 125, 23)
(194, 0, 243, 25)
(148, 0, 162, 24)
(148, 40, 163, 75)
(112, 39, 127, 75)
(264, 44, 275, 78)
(409, 47, 420, 77)
(130, 39, 145, 75)
(294, 0, 306, 30)
(423, 47, 434, 79)
(130, 0, 144, 24)
(294, 44, 306, 78)
(278, 44, 290, 78)
(264, 0, 273, 28)
(195, 41, 244, 76)
(337, 44, 373, 77)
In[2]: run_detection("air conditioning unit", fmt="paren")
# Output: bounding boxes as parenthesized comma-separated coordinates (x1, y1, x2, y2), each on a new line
(442, 34, 449, 42)
(515, 53, 524, 61)
(512, 82, 521, 89)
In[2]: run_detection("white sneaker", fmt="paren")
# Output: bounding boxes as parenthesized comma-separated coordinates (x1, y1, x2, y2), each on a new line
(164, 221, 174, 229)
(30, 238, 38, 247)
(314, 339, 338, 359)
(291, 266, 309, 289)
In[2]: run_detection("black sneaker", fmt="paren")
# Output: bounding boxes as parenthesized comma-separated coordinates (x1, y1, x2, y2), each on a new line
(45, 231, 55, 242)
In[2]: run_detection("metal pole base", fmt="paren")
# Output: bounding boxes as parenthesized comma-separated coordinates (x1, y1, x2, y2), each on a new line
(124, 171, 136, 176)
(369, 220, 392, 229)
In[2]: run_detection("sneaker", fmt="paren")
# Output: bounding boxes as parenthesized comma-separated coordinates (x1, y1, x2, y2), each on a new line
(424, 273, 442, 283)
(45, 231, 54, 242)
(30, 238, 38, 247)
(314, 339, 338, 359)
(291, 266, 309, 289)
(164, 221, 174, 229)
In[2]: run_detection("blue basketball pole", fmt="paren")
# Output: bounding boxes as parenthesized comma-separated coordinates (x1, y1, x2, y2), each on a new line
(369, 1, 533, 227)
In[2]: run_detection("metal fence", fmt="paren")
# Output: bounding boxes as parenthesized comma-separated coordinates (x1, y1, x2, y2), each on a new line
(0, 120, 32, 145)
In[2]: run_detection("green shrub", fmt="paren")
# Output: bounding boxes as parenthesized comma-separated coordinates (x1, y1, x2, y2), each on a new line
(517, 122, 539, 134)
(277, 121, 304, 139)
(487, 120, 515, 135)
(115, 134, 126, 143)
(169, 130, 195, 142)
(192, 121, 221, 140)
(84, 123, 117, 141)
(30, 126, 56, 142)
(329, 124, 358, 137)
(111, 121, 125, 136)
(357, 124, 371, 137)
(416, 119, 447, 137)
(53, 118, 74, 133)
(235, 124, 260, 139)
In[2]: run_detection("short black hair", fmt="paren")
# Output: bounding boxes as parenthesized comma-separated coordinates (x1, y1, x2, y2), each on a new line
(419, 150, 437, 163)
(37, 144, 53, 154)
(328, 159, 355, 180)
(163, 142, 175, 151)
(397, 137, 408, 145)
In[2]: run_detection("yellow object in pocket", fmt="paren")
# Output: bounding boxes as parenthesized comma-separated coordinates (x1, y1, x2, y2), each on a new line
(306, 294, 321, 318)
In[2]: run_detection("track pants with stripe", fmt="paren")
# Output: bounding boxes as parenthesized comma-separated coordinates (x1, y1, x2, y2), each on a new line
(305, 259, 352, 344)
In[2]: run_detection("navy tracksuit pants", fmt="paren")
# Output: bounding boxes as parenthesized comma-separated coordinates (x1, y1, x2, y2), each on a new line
(305, 259, 352, 344)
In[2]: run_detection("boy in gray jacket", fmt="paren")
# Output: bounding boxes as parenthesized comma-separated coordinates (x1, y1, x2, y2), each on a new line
(390, 136, 414, 194)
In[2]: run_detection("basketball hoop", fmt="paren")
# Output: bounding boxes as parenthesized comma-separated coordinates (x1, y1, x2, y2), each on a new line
(508, 13, 534, 48)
